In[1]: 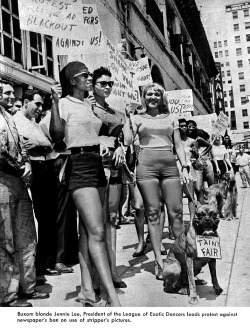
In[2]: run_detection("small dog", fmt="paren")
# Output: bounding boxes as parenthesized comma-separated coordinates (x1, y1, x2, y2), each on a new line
(163, 203, 223, 305)
(206, 172, 238, 220)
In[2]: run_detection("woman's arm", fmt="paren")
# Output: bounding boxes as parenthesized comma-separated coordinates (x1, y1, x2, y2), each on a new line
(197, 136, 212, 157)
(122, 104, 134, 146)
(211, 147, 220, 175)
(49, 84, 65, 143)
(173, 129, 189, 183)
(224, 150, 233, 171)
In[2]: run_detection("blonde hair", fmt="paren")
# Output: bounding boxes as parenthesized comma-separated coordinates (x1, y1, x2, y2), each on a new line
(141, 83, 169, 114)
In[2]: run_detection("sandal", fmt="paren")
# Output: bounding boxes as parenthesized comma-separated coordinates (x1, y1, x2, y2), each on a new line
(76, 297, 108, 307)
(155, 261, 163, 281)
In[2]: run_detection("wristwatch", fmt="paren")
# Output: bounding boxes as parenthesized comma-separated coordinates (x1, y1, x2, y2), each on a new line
(182, 165, 190, 172)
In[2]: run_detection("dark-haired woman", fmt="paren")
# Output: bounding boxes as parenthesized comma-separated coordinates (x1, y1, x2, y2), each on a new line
(129, 83, 189, 280)
(91, 66, 131, 290)
(50, 61, 120, 307)
(187, 120, 213, 204)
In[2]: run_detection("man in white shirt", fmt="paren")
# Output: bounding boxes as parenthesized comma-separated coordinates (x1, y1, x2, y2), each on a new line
(236, 146, 250, 187)
(13, 89, 61, 282)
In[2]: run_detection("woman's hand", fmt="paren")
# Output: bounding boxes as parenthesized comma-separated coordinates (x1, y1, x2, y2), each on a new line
(20, 162, 32, 185)
(100, 144, 109, 157)
(125, 103, 133, 117)
(216, 168, 221, 176)
(112, 146, 125, 167)
(51, 83, 62, 102)
(182, 167, 190, 184)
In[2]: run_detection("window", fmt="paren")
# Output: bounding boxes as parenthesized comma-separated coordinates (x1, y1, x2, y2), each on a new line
(219, 51, 223, 57)
(221, 71, 225, 77)
(0, 0, 22, 64)
(246, 34, 250, 41)
(248, 59, 250, 66)
(225, 50, 229, 56)
(245, 22, 250, 29)
(232, 11, 238, 19)
(226, 62, 230, 66)
(234, 23, 239, 31)
(242, 109, 248, 117)
(224, 40, 228, 46)
(237, 60, 243, 68)
(231, 111, 235, 118)
(236, 48, 242, 56)
(228, 80, 232, 84)
(240, 84, 246, 92)
(239, 72, 244, 79)
(229, 89, 232, 96)
(221, 63, 224, 67)
(224, 101, 228, 107)
(214, 42, 217, 48)
(218, 41, 222, 47)
(248, 47, 250, 54)
(215, 52, 218, 58)
(29, 32, 54, 78)
(235, 35, 241, 43)
(241, 96, 247, 104)
(244, 9, 249, 17)
(223, 91, 227, 97)
(243, 122, 249, 129)
(227, 70, 231, 76)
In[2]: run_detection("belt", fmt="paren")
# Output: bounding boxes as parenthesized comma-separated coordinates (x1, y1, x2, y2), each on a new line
(70, 145, 100, 154)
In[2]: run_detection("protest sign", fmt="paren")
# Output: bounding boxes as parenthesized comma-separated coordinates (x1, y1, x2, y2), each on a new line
(196, 236, 222, 259)
(126, 57, 153, 87)
(191, 113, 217, 134)
(230, 133, 244, 143)
(165, 89, 194, 115)
(18, 1, 101, 39)
(212, 112, 229, 136)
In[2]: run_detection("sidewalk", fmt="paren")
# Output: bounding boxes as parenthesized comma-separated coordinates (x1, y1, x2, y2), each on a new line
(32, 174, 250, 307)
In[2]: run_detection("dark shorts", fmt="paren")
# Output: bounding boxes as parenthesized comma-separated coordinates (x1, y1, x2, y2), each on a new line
(136, 148, 180, 182)
(102, 149, 123, 185)
(68, 151, 106, 191)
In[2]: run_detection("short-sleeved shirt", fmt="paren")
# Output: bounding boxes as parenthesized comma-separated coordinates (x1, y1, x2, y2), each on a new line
(131, 113, 179, 149)
(212, 145, 228, 161)
(236, 153, 250, 166)
(59, 96, 102, 149)
(93, 103, 124, 149)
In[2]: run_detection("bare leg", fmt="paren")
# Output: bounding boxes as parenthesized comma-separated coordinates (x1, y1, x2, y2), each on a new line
(160, 178, 184, 239)
(72, 187, 120, 306)
(106, 183, 122, 283)
(137, 179, 162, 268)
(133, 184, 145, 254)
(194, 171, 204, 204)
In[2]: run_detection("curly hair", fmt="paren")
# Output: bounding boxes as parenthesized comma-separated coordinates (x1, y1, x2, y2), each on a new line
(141, 83, 169, 114)
(92, 67, 112, 86)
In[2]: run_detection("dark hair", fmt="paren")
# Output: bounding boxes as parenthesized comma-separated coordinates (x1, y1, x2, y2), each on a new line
(23, 89, 43, 102)
(197, 128, 210, 141)
(0, 79, 13, 86)
(222, 135, 232, 149)
(187, 120, 197, 127)
(92, 67, 112, 86)
(179, 118, 187, 125)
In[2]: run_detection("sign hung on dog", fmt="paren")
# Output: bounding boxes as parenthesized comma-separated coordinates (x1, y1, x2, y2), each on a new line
(18, 0, 101, 39)
(196, 236, 222, 259)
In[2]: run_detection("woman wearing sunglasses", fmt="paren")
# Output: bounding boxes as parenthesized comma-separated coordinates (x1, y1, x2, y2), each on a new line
(129, 83, 189, 280)
(91, 66, 132, 292)
(50, 61, 120, 307)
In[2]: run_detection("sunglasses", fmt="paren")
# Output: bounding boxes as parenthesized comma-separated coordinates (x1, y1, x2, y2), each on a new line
(95, 81, 114, 88)
(179, 124, 187, 128)
(73, 72, 93, 79)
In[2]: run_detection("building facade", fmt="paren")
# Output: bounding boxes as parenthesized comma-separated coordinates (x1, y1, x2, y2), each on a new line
(197, 0, 250, 139)
(0, 0, 216, 116)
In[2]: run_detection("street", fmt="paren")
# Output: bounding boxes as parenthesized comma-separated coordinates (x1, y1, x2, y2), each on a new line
(31, 174, 250, 307)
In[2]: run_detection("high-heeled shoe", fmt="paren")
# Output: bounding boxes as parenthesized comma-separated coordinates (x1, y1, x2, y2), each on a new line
(76, 297, 107, 307)
(132, 244, 147, 258)
(113, 280, 127, 288)
(155, 261, 163, 281)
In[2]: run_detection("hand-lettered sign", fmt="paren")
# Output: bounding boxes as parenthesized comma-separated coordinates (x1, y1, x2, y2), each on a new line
(18, 1, 101, 39)
(191, 113, 217, 134)
(196, 236, 222, 259)
(126, 57, 153, 87)
(165, 89, 194, 115)
(212, 112, 229, 136)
